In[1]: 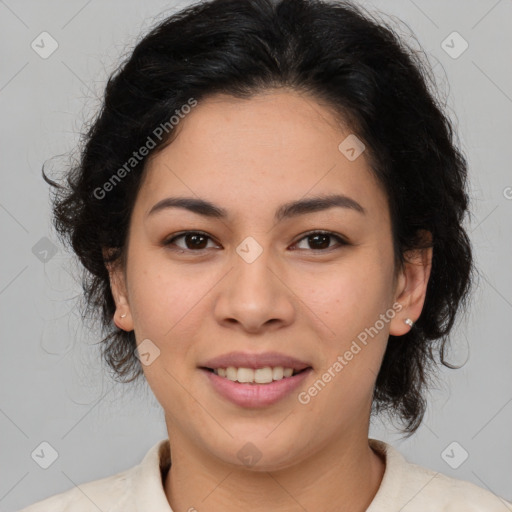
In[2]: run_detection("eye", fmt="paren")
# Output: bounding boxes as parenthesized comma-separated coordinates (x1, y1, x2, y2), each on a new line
(163, 230, 349, 254)
(291, 231, 348, 252)
(163, 231, 219, 253)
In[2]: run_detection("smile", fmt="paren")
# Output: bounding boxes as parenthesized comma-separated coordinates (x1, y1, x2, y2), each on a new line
(200, 366, 313, 407)
(205, 366, 306, 384)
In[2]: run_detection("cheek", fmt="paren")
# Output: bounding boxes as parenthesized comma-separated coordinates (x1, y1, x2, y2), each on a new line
(126, 251, 207, 342)
(127, 259, 208, 405)
(296, 257, 393, 340)
(296, 263, 393, 420)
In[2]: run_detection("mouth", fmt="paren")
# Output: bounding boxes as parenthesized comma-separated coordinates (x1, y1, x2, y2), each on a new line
(200, 365, 314, 408)
(200, 366, 311, 385)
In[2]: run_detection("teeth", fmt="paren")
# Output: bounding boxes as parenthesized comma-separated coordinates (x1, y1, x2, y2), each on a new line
(213, 366, 298, 384)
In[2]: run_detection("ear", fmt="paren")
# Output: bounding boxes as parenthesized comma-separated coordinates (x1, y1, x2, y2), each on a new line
(103, 248, 134, 332)
(389, 230, 433, 336)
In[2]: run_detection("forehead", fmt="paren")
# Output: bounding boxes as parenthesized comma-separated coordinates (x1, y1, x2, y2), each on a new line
(137, 89, 388, 223)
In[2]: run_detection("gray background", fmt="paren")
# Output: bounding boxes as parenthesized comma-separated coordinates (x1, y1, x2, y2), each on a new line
(1, 0, 511, 510)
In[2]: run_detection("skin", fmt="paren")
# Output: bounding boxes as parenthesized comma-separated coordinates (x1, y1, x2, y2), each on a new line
(107, 89, 432, 512)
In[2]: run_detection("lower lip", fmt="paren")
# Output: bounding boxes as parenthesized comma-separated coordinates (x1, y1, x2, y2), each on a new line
(201, 367, 313, 408)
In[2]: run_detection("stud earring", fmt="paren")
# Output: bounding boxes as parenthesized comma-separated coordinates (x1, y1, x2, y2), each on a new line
(404, 318, 414, 327)
(120, 313, 127, 318)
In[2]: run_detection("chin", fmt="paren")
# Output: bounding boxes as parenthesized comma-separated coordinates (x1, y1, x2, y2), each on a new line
(209, 433, 306, 472)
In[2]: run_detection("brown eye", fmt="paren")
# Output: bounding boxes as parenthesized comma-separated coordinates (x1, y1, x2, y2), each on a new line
(163, 230, 348, 254)
(164, 231, 218, 252)
(293, 231, 347, 251)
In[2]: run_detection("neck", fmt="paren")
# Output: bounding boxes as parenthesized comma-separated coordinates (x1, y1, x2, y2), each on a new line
(164, 428, 385, 512)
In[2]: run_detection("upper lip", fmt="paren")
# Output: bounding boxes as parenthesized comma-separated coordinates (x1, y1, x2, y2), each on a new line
(199, 351, 312, 371)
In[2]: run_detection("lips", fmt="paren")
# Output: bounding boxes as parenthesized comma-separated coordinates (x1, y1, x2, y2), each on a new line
(199, 351, 312, 372)
(202, 366, 314, 407)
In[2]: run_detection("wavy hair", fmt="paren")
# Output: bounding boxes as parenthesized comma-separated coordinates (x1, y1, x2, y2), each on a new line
(43, 0, 474, 435)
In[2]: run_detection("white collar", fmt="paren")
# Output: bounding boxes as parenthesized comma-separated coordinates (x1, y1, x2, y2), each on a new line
(125, 437, 405, 511)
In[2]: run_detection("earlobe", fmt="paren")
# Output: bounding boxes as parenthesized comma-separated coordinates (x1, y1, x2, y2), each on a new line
(110, 278, 134, 331)
(103, 247, 133, 331)
(113, 306, 133, 331)
(390, 231, 433, 336)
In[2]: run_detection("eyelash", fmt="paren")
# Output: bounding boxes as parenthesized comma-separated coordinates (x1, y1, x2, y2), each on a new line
(162, 230, 349, 254)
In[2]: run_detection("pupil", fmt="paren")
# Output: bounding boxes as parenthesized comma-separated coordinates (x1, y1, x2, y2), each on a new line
(310, 234, 329, 249)
(187, 233, 207, 249)
(183, 233, 330, 250)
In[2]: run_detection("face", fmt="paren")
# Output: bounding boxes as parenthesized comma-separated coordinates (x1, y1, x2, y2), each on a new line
(109, 89, 430, 470)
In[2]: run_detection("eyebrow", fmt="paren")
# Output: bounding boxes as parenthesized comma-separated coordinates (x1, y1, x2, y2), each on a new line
(146, 193, 366, 222)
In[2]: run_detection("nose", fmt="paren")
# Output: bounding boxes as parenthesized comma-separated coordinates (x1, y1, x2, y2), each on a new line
(213, 244, 296, 334)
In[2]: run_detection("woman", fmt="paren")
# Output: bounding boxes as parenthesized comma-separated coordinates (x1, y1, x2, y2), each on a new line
(21, 0, 511, 510)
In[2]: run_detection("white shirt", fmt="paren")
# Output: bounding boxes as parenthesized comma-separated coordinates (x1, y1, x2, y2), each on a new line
(19, 438, 512, 511)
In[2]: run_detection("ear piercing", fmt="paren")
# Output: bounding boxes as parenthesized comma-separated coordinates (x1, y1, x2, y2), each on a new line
(404, 318, 414, 327)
